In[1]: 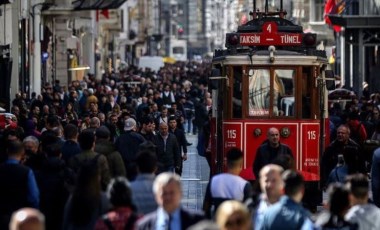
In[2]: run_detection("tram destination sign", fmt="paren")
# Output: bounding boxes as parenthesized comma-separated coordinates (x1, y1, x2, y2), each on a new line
(239, 22, 303, 46)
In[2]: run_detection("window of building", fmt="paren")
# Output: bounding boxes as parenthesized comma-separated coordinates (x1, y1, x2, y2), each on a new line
(310, 0, 324, 22)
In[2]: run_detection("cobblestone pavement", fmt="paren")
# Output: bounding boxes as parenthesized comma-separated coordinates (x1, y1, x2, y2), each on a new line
(181, 134, 210, 211)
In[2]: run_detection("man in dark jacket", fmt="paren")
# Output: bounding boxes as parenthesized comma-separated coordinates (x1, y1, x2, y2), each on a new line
(69, 130, 111, 190)
(115, 118, 145, 180)
(321, 124, 364, 187)
(95, 125, 126, 178)
(168, 116, 188, 175)
(35, 139, 68, 230)
(61, 123, 81, 163)
(253, 127, 293, 179)
(153, 122, 181, 174)
(0, 141, 40, 229)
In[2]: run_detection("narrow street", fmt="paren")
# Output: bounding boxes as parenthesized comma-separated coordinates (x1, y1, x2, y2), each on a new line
(181, 134, 210, 211)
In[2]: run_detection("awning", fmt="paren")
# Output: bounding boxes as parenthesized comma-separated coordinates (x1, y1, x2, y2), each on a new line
(72, 0, 127, 10)
(163, 57, 176, 64)
(328, 15, 380, 29)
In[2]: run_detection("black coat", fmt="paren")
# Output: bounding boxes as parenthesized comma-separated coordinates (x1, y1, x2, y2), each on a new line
(153, 133, 181, 170)
(137, 208, 205, 230)
(253, 142, 293, 179)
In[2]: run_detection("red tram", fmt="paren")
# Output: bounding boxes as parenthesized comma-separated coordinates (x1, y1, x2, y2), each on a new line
(208, 1, 334, 204)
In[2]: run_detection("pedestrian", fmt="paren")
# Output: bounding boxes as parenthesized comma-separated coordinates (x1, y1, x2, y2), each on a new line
(321, 125, 365, 187)
(345, 173, 380, 229)
(215, 200, 252, 230)
(153, 122, 181, 174)
(315, 183, 358, 230)
(36, 139, 68, 230)
(61, 123, 81, 163)
(371, 146, 380, 207)
(203, 148, 253, 218)
(325, 146, 362, 186)
(168, 116, 189, 175)
(95, 125, 126, 178)
(95, 177, 139, 230)
(23, 135, 45, 171)
(136, 172, 205, 230)
(69, 130, 111, 191)
(252, 164, 284, 230)
(0, 141, 39, 229)
(252, 127, 293, 179)
(63, 160, 111, 230)
(115, 118, 145, 181)
(130, 150, 159, 215)
(261, 170, 313, 230)
(9, 208, 45, 230)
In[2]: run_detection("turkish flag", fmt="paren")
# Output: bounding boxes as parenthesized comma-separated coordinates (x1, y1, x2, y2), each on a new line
(324, 0, 342, 32)
(96, 9, 110, 21)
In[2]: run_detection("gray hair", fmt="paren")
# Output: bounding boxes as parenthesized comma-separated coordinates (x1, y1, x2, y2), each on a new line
(22, 136, 39, 146)
(153, 172, 181, 195)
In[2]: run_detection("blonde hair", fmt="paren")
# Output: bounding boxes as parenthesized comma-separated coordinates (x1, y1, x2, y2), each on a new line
(215, 200, 251, 229)
(9, 208, 45, 230)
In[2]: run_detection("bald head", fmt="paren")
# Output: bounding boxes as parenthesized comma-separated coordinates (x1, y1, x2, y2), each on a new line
(9, 208, 45, 230)
(267, 127, 280, 148)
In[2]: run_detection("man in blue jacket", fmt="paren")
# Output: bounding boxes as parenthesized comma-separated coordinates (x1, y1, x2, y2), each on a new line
(0, 140, 39, 229)
(261, 170, 312, 230)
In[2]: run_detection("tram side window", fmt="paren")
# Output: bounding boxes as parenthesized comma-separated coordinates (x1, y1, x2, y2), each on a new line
(275, 69, 295, 117)
(232, 67, 242, 118)
(302, 69, 312, 119)
(248, 69, 270, 116)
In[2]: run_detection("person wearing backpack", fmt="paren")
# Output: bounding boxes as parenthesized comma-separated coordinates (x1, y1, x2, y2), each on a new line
(69, 130, 111, 191)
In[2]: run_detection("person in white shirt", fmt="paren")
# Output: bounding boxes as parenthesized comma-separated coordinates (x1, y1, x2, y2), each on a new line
(345, 173, 380, 230)
(202, 148, 253, 218)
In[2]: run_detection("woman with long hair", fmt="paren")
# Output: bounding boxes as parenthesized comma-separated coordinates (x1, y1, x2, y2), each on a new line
(62, 161, 110, 229)
(95, 177, 139, 230)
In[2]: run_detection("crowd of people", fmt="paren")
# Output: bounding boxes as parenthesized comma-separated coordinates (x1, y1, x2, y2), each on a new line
(0, 61, 214, 229)
(1, 57, 380, 230)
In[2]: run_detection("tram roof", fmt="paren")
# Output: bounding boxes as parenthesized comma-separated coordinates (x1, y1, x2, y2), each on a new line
(212, 50, 328, 66)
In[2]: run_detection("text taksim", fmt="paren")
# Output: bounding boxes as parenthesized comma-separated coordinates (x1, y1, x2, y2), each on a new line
(240, 35, 261, 44)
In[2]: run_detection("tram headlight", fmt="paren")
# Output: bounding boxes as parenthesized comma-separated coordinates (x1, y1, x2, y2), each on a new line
(303, 33, 317, 47)
(280, 127, 291, 138)
(226, 33, 239, 47)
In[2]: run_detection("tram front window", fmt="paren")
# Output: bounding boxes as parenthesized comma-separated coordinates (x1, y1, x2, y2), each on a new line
(249, 69, 270, 116)
(248, 69, 295, 117)
(275, 69, 295, 117)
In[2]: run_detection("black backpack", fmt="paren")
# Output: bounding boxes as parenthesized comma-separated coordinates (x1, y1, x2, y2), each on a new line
(64, 154, 101, 192)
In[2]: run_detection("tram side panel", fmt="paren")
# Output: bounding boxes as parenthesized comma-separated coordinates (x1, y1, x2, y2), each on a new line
(222, 120, 320, 182)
